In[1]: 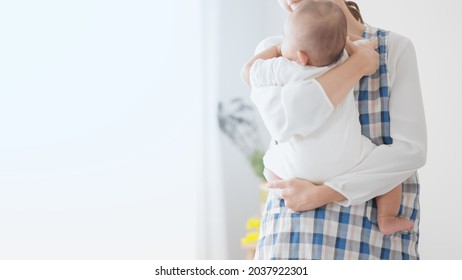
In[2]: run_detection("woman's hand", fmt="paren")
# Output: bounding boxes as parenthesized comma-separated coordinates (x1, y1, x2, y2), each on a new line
(345, 36, 379, 76)
(267, 179, 346, 212)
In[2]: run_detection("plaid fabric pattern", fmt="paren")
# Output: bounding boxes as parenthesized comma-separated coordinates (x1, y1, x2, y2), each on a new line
(255, 25, 421, 260)
(356, 28, 393, 145)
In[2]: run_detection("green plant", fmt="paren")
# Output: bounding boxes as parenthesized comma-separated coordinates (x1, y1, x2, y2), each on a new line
(218, 98, 265, 180)
(249, 149, 265, 181)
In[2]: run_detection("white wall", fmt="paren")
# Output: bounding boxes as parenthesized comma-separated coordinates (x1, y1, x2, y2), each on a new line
(0, 0, 203, 259)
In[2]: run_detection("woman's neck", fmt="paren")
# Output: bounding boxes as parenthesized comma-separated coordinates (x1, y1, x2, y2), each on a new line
(347, 17, 365, 37)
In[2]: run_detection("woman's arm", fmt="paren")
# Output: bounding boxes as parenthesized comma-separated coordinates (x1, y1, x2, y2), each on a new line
(322, 36, 426, 206)
(268, 35, 427, 210)
(317, 37, 379, 107)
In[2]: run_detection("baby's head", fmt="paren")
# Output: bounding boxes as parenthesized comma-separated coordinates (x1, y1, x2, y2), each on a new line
(281, 1, 347, 67)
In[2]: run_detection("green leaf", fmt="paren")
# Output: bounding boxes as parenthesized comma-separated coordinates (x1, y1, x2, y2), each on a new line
(249, 150, 265, 180)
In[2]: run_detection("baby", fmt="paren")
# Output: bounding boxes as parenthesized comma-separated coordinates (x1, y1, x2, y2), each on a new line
(242, 1, 413, 235)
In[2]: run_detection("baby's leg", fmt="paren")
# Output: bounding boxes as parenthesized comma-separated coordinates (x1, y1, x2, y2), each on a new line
(376, 185, 414, 235)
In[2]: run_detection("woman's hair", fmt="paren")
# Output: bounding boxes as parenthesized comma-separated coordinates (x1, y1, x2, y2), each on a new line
(345, 1, 364, 23)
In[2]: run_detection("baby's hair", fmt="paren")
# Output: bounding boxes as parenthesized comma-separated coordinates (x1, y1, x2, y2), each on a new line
(291, 1, 347, 66)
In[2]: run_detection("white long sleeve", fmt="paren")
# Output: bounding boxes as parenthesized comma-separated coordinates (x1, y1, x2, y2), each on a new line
(324, 33, 427, 206)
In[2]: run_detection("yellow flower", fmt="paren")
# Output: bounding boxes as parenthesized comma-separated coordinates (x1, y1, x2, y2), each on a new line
(246, 218, 261, 230)
(241, 231, 259, 245)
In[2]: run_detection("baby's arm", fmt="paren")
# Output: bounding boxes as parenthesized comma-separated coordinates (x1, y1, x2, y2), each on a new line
(241, 45, 281, 86)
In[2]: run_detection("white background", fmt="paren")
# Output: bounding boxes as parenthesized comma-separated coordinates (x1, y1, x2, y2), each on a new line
(1, 0, 462, 260)
(0, 0, 203, 259)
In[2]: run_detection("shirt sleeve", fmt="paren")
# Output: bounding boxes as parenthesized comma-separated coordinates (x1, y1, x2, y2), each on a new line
(254, 35, 284, 54)
(250, 79, 334, 143)
(324, 35, 427, 206)
(249, 58, 287, 88)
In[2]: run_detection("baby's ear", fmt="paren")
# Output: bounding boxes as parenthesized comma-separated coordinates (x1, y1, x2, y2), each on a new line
(297, 51, 309, 66)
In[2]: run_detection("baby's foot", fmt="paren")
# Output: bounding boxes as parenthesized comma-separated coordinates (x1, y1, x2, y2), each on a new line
(377, 216, 414, 235)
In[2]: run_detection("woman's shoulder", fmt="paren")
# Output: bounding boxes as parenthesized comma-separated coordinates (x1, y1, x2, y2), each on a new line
(255, 35, 283, 54)
(365, 23, 414, 57)
(387, 31, 416, 57)
(388, 30, 413, 45)
(385, 30, 419, 85)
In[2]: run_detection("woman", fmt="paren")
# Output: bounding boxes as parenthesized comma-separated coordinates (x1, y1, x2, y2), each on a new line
(255, 0, 426, 259)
